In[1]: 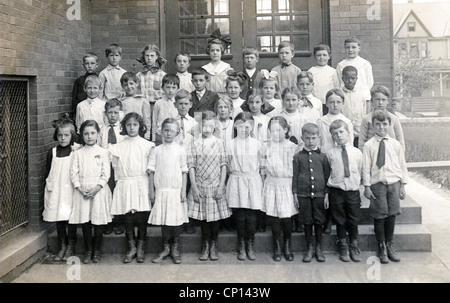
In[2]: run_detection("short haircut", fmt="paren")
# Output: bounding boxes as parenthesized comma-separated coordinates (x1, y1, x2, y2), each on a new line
(370, 85, 391, 99)
(281, 87, 302, 101)
(344, 36, 361, 46)
(329, 119, 349, 133)
(371, 109, 391, 125)
(84, 75, 102, 88)
(53, 121, 77, 144)
(83, 52, 99, 63)
(162, 73, 180, 88)
(175, 89, 192, 102)
(243, 46, 259, 59)
(325, 88, 345, 104)
(342, 65, 358, 76)
(174, 51, 192, 63)
(105, 43, 122, 57)
(120, 71, 139, 86)
(214, 96, 234, 116)
(301, 123, 319, 136)
(313, 44, 331, 55)
(79, 120, 100, 144)
(201, 110, 217, 123)
(297, 71, 314, 83)
(268, 116, 290, 139)
(120, 112, 147, 137)
(191, 68, 209, 80)
(278, 41, 295, 53)
(161, 117, 180, 132)
(105, 98, 123, 111)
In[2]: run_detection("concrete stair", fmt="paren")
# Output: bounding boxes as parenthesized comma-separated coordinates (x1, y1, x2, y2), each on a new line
(47, 193, 432, 254)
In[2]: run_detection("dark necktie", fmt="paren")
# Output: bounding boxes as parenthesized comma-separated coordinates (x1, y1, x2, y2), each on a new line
(342, 144, 350, 177)
(376, 138, 386, 168)
(180, 116, 185, 139)
(108, 124, 117, 144)
(301, 96, 313, 108)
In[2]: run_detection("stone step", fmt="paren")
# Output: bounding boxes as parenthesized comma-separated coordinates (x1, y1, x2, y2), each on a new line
(47, 223, 431, 255)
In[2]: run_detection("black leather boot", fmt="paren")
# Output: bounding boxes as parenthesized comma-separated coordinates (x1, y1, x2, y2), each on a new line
(63, 239, 76, 261)
(199, 241, 210, 261)
(152, 243, 170, 263)
(349, 239, 362, 262)
(338, 238, 350, 262)
(54, 238, 67, 261)
(377, 241, 389, 264)
(171, 237, 182, 264)
(284, 238, 294, 261)
(136, 239, 145, 263)
(386, 241, 401, 262)
(209, 240, 219, 261)
(246, 238, 256, 260)
(237, 239, 246, 261)
(123, 232, 137, 263)
(272, 238, 282, 262)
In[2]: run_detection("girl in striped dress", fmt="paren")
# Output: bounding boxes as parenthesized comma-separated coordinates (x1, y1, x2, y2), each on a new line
(187, 111, 231, 261)
(261, 116, 299, 261)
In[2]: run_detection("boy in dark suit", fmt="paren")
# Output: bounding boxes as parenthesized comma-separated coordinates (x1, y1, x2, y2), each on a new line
(189, 68, 220, 118)
(240, 46, 263, 100)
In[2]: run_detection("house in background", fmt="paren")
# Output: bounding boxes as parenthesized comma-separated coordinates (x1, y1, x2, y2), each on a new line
(393, 0, 450, 99)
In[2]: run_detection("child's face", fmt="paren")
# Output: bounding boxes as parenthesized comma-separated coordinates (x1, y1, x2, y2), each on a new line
(82, 126, 98, 146)
(278, 47, 294, 65)
(125, 117, 140, 137)
(235, 120, 253, 139)
(244, 54, 259, 69)
(161, 122, 179, 143)
(226, 80, 243, 100)
(342, 70, 357, 91)
(83, 57, 99, 74)
(106, 106, 121, 125)
(217, 101, 231, 120)
(301, 132, 319, 150)
(201, 119, 216, 138)
(57, 127, 72, 147)
(192, 75, 207, 91)
(209, 43, 223, 62)
(373, 119, 389, 138)
(269, 121, 287, 143)
(262, 80, 277, 100)
(315, 50, 330, 67)
(344, 42, 360, 59)
(84, 82, 101, 99)
(175, 55, 191, 73)
(371, 92, 389, 111)
(248, 96, 263, 114)
(175, 97, 192, 117)
(107, 51, 122, 67)
(331, 126, 350, 146)
(162, 82, 179, 99)
(283, 93, 299, 113)
(298, 78, 314, 96)
(327, 94, 344, 115)
(122, 79, 139, 97)
(144, 50, 158, 67)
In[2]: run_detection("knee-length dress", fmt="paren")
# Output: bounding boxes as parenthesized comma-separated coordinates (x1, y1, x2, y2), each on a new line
(261, 140, 299, 218)
(69, 145, 112, 225)
(187, 136, 231, 222)
(147, 142, 189, 226)
(43, 147, 74, 222)
(109, 136, 155, 215)
(226, 136, 264, 210)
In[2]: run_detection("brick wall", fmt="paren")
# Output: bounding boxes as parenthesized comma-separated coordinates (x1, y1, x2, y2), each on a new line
(0, 0, 92, 231)
(329, 0, 394, 91)
(90, 0, 161, 74)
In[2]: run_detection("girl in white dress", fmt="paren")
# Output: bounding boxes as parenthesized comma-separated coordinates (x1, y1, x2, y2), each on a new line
(43, 117, 80, 261)
(226, 112, 264, 261)
(70, 120, 112, 264)
(225, 74, 245, 116)
(148, 118, 189, 264)
(261, 116, 299, 262)
(109, 112, 155, 263)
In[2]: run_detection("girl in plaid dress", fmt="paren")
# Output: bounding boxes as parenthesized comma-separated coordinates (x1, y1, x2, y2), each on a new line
(261, 116, 299, 261)
(187, 111, 231, 261)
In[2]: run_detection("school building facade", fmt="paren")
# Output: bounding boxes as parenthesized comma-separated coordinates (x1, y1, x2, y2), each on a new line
(0, 0, 394, 280)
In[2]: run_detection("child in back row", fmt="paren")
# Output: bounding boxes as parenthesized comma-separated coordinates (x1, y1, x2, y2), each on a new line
(98, 44, 127, 101)
(72, 52, 99, 114)
(75, 75, 107, 132)
(175, 52, 195, 93)
(239, 46, 263, 100)
(271, 41, 302, 92)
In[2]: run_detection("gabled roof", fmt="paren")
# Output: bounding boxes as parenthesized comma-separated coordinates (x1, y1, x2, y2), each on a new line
(393, 2, 450, 38)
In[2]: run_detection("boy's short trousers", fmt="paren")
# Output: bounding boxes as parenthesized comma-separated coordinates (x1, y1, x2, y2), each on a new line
(369, 181, 401, 220)
(329, 187, 361, 226)
(297, 196, 326, 225)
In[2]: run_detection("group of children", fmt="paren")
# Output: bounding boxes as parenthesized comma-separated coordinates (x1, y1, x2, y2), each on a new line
(44, 31, 407, 266)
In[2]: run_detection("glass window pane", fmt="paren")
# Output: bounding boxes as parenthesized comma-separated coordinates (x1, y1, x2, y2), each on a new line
(275, 35, 290, 47)
(180, 0, 195, 16)
(276, 0, 290, 13)
(258, 35, 273, 52)
(197, 17, 213, 34)
(292, 0, 308, 12)
(274, 15, 290, 32)
(180, 39, 196, 54)
(257, 0, 272, 14)
(198, 38, 209, 54)
(214, 0, 229, 15)
(292, 15, 308, 32)
(292, 34, 309, 51)
(257, 16, 272, 33)
(180, 19, 195, 36)
(197, 0, 212, 16)
(214, 18, 230, 34)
